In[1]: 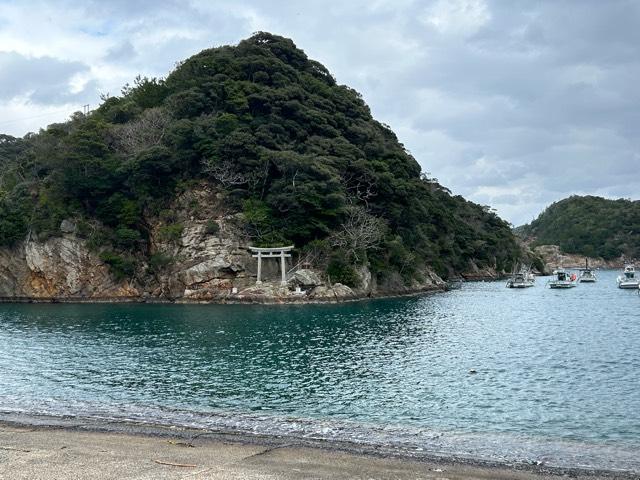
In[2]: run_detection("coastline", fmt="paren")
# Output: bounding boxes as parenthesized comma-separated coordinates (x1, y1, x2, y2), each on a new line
(0, 284, 446, 305)
(0, 416, 634, 479)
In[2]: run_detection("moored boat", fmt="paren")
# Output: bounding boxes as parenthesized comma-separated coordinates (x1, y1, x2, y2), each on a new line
(578, 259, 597, 283)
(548, 268, 577, 289)
(506, 265, 535, 288)
(617, 265, 639, 289)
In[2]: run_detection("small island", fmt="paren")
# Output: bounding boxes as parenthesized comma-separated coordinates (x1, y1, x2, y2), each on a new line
(0, 33, 523, 303)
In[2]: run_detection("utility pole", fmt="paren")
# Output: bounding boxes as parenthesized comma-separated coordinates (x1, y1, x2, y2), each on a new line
(82, 104, 90, 115)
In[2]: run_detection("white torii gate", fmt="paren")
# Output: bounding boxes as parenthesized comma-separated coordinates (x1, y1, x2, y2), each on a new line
(249, 246, 294, 286)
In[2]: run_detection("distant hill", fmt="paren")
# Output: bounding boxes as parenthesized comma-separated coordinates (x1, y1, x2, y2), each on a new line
(517, 195, 640, 260)
(0, 32, 521, 290)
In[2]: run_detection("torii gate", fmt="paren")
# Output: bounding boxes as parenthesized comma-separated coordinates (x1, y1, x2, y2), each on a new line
(249, 246, 294, 286)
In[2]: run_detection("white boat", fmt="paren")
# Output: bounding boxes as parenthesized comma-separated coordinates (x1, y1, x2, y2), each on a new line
(617, 265, 639, 289)
(578, 260, 597, 283)
(548, 269, 577, 289)
(578, 268, 597, 282)
(506, 265, 535, 288)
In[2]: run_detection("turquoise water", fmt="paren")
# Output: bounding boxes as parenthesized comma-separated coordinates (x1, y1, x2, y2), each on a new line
(1, 270, 639, 470)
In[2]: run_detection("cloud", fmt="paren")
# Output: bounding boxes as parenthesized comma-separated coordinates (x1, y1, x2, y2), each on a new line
(420, 0, 491, 36)
(0, 0, 638, 225)
(103, 41, 137, 62)
(0, 52, 92, 104)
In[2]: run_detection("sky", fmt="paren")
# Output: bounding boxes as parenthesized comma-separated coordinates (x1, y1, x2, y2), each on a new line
(0, 0, 638, 226)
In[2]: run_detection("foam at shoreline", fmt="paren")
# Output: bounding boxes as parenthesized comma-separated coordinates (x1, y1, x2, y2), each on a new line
(1, 408, 638, 476)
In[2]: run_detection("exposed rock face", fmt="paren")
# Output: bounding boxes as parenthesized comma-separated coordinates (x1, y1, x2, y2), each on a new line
(413, 268, 447, 289)
(59, 219, 77, 234)
(0, 226, 257, 301)
(288, 269, 322, 288)
(172, 231, 251, 300)
(354, 265, 374, 293)
(535, 245, 625, 273)
(155, 246, 252, 301)
(309, 283, 355, 300)
(0, 248, 28, 298)
(459, 259, 503, 280)
(0, 236, 137, 299)
(25, 237, 107, 297)
(375, 266, 446, 293)
(0, 186, 446, 303)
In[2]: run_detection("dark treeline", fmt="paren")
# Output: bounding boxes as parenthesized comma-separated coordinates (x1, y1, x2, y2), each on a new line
(0, 33, 520, 284)
(518, 195, 640, 260)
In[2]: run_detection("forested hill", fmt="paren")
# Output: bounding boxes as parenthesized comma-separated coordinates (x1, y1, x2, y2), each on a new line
(517, 195, 640, 260)
(0, 32, 520, 285)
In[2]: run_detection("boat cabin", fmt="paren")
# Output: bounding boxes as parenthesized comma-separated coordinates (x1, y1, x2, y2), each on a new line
(624, 266, 636, 279)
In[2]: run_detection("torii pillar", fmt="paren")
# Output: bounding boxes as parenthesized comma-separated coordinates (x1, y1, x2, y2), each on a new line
(249, 246, 294, 286)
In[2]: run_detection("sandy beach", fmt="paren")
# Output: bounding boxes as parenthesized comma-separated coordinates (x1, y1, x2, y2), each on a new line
(0, 421, 633, 480)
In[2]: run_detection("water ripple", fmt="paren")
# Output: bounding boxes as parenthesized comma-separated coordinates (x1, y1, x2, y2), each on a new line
(0, 270, 639, 471)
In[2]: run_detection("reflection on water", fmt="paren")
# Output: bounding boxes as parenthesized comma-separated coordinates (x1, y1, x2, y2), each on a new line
(0, 270, 639, 471)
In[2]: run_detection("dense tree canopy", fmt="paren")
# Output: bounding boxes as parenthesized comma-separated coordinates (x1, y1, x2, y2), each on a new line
(517, 195, 640, 260)
(0, 33, 521, 283)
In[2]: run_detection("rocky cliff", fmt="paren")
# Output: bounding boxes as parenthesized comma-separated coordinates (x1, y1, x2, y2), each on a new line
(0, 185, 445, 303)
(534, 245, 626, 273)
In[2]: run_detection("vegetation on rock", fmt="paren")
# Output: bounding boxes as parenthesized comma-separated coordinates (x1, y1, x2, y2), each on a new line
(517, 195, 640, 260)
(0, 33, 521, 284)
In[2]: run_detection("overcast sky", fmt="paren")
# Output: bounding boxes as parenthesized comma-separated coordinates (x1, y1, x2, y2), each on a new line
(1, 0, 638, 225)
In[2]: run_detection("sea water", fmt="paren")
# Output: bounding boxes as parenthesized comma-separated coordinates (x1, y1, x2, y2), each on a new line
(1, 269, 638, 471)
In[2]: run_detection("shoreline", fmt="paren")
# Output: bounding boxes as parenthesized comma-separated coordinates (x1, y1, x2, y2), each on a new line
(0, 415, 635, 479)
(0, 284, 446, 305)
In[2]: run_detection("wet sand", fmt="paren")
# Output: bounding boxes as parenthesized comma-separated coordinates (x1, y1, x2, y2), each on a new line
(0, 421, 633, 480)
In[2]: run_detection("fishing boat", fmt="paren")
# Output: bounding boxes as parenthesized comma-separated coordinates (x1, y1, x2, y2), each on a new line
(616, 265, 640, 289)
(506, 265, 535, 288)
(548, 268, 577, 289)
(578, 259, 597, 283)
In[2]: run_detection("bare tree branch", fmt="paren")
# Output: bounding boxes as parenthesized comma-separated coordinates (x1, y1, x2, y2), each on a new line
(112, 108, 171, 155)
(202, 158, 249, 187)
(341, 171, 377, 206)
(331, 205, 386, 261)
